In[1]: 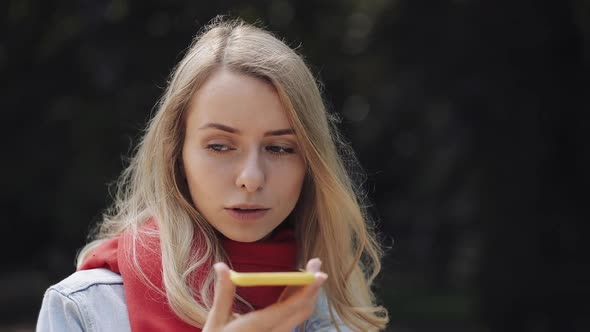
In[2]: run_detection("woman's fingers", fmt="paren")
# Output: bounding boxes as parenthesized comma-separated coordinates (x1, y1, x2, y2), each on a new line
(305, 257, 322, 273)
(278, 258, 322, 302)
(226, 272, 327, 332)
(203, 262, 237, 330)
(273, 259, 327, 330)
(206, 258, 327, 332)
(253, 270, 328, 331)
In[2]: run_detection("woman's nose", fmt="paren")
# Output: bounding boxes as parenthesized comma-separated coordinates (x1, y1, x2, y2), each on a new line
(235, 152, 265, 192)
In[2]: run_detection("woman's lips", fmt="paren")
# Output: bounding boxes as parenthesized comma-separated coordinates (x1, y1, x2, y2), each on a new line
(225, 208, 270, 221)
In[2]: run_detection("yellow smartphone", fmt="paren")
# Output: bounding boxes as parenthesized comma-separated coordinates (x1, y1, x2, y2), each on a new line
(229, 271, 315, 286)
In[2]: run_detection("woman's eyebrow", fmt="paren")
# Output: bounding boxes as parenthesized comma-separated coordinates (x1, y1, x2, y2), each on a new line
(199, 123, 239, 134)
(198, 123, 295, 136)
(264, 128, 295, 137)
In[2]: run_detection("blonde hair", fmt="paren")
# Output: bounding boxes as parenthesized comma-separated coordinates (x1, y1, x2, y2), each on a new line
(77, 17, 388, 331)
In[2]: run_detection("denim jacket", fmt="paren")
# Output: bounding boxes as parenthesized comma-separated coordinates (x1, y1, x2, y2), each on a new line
(36, 268, 351, 332)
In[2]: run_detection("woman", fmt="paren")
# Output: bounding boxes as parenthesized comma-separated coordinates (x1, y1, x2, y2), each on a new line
(37, 17, 389, 331)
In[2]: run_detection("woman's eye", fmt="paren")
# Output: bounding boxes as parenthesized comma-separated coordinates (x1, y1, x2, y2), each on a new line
(207, 144, 231, 152)
(266, 146, 295, 154)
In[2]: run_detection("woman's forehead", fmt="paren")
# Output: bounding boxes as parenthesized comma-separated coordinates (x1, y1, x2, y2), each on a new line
(186, 69, 292, 132)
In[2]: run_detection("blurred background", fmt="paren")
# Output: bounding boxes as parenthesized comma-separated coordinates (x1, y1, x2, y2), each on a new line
(2, 0, 589, 331)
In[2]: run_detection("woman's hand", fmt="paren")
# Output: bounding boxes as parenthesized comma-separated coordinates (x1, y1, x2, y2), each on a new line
(203, 258, 327, 332)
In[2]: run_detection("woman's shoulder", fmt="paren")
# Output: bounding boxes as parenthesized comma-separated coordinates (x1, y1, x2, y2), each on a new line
(49, 268, 124, 295)
(37, 268, 130, 332)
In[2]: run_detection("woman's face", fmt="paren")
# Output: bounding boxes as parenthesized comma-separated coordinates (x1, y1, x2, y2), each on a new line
(182, 69, 306, 242)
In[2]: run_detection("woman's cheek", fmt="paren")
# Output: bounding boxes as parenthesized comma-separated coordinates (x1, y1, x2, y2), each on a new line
(279, 162, 305, 190)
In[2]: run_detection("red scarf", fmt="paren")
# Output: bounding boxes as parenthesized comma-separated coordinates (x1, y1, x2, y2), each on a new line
(79, 221, 296, 331)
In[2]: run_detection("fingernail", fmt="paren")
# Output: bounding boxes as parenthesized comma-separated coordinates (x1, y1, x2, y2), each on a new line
(213, 262, 224, 273)
(315, 272, 328, 282)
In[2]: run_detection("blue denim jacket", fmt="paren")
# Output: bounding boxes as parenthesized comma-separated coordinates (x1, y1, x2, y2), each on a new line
(36, 268, 351, 332)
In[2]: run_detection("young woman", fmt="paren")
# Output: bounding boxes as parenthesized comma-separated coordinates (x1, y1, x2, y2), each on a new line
(37, 17, 389, 331)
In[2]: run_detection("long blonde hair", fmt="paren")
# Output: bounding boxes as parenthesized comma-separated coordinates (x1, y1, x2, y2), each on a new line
(77, 17, 388, 331)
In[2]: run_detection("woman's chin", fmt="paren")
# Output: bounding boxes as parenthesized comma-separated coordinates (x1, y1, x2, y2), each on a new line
(221, 230, 269, 243)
